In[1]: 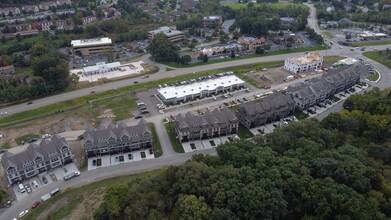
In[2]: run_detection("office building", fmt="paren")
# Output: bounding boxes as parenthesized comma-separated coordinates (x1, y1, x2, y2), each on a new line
(284, 52, 323, 73)
(148, 26, 184, 42)
(71, 37, 113, 57)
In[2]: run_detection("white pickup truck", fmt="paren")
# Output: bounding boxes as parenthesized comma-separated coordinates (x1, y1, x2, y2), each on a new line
(63, 170, 80, 181)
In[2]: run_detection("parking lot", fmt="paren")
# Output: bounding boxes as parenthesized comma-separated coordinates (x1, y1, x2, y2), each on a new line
(13, 163, 79, 201)
(182, 136, 233, 153)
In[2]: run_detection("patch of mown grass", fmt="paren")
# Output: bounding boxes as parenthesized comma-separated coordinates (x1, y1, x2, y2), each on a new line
(165, 122, 184, 153)
(91, 94, 137, 121)
(1, 143, 11, 149)
(15, 133, 40, 145)
(363, 50, 391, 69)
(293, 109, 309, 120)
(352, 40, 391, 47)
(323, 55, 345, 63)
(163, 44, 329, 68)
(25, 169, 166, 220)
(237, 124, 254, 139)
(150, 123, 163, 157)
(366, 71, 380, 82)
(323, 32, 334, 39)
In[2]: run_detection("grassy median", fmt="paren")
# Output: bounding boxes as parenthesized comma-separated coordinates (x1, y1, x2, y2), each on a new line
(150, 123, 163, 157)
(165, 122, 184, 153)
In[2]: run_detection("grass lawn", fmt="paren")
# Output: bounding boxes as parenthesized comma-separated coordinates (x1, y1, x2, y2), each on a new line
(366, 71, 380, 82)
(164, 44, 330, 68)
(323, 55, 345, 63)
(352, 40, 391, 47)
(150, 123, 163, 157)
(222, 2, 307, 10)
(165, 122, 184, 153)
(0, 143, 11, 149)
(323, 32, 334, 39)
(293, 110, 309, 120)
(0, 34, 44, 54)
(15, 133, 40, 145)
(237, 124, 254, 139)
(25, 169, 166, 220)
(90, 94, 137, 122)
(15, 66, 33, 75)
(0, 60, 289, 126)
(363, 50, 391, 69)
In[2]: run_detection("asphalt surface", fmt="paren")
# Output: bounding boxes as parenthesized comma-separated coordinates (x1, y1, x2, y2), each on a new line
(2, 3, 391, 219)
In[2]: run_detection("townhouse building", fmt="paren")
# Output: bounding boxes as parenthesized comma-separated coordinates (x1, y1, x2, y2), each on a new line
(237, 93, 295, 129)
(0, 65, 15, 75)
(1, 135, 73, 185)
(175, 108, 239, 142)
(287, 65, 364, 109)
(83, 120, 152, 158)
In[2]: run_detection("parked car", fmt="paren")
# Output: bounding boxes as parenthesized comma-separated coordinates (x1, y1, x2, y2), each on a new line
(32, 201, 41, 209)
(0, 149, 7, 154)
(19, 210, 29, 218)
(243, 97, 248, 102)
(90, 91, 96, 94)
(29, 138, 38, 143)
(223, 102, 229, 106)
(27, 101, 33, 105)
(42, 176, 48, 184)
(135, 115, 143, 119)
(141, 110, 150, 114)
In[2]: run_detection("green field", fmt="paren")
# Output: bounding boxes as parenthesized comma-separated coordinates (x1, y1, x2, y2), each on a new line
(221, 2, 307, 10)
(90, 94, 137, 122)
(323, 55, 345, 63)
(164, 44, 329, 68)
(352, 40, 391, 47)
(150, 123, 163, 157)
(165, 122, 184, 153)
(363, 50, 391, 69)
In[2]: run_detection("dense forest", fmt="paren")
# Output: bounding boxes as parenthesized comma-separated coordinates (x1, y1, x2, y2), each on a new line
(95, 87, 391, 219)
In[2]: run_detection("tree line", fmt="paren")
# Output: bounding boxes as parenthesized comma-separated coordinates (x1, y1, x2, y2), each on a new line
(94, 87, 391, 219)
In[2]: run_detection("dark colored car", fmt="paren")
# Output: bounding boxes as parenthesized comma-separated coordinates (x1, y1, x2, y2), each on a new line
(29, 138, 38, 143)
(27, 101, 33, 105)
(141, 110, 150, 114)
(134, 81, 139, 84)
(90, 91, 96, 93)
(135, 115, 143, 119)
(0, 149, 7, 154)
(42, 176, 48, 184)
(32, 201, 41, 209)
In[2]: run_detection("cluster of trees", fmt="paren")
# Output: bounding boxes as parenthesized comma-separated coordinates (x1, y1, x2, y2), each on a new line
(148, 33, 180, 62)
(94, 88, 391, 219)
(305, 27, 324, 44)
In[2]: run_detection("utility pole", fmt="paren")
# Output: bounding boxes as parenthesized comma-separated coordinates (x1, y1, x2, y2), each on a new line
(43, 81, 48, 95)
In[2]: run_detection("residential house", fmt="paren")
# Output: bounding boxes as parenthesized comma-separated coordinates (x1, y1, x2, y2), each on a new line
(179, 0, 199, 13)
(0, 65, 15, 75)
(202, 16, 223, 28)
(287, 65, 365, 109)
(280, 17, 295, 28)
(383, 4, 391, 10)
(1, 135, 73, 185)
(82, 16, 97, 26)
(0, 7, 21, 16)
(22, 5, 40, 14)
(39, 1, 58, 10)
(175, 108, 239, 142)
(56, 0, 72, 5)
(7, 16, 26, 24)
(237, 93, 295, 129)
(16, 29, 39, 37)
(56, 8, 76, 16)
(41, 21, 53, 30)
(55, 19, 74, 30)
(337, 18, 353, 27)
(29, 13, 47, 20)
(239, 36, 266, 50)
(83, 120, 152, 158)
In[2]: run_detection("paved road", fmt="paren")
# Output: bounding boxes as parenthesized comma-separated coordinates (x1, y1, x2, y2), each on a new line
(2, 2, 391, 219)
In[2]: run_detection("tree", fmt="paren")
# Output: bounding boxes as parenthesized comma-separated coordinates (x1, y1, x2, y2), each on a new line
(255, 47, 265, 54)
(286, 42, 292, 48)
(182, 55, 192, 65)
(29, 43, 51, 58)
(219, 34, 229, 44)
(230, 50, 235, 58)
(202, 54, 208, 62)
(69, 73, 80, 89)
(148, 33, 179, 62)
(177, 195, 211, 220)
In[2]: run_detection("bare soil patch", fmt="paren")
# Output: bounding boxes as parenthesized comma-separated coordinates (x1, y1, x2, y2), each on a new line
(246, 66, 293, 87)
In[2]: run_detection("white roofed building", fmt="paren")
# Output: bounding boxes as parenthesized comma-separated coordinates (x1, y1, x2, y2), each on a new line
(284, 52, 323, 74)
(83, 62, 124, 75)
(148, 26, 184, 42)
(71, 37, 113, 57)
(157, 75, 245, 105)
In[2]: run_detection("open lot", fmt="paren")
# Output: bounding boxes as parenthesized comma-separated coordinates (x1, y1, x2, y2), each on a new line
(245, 66, 293, 88)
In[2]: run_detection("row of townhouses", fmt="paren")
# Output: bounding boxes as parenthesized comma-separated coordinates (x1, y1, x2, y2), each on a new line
(0, 0, 72, 15)
(175, 108, 239, 142)
(1, 135, 73, 185)
(287, 64, 365, 109)
(237, 93, 296, 129)
(83, 120, 152, 158)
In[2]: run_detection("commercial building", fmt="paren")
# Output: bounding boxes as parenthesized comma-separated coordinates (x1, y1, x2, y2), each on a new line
(1, 135, 73, 185)
(83, 120, 152, 158)
(239, 36, 266, 50)
(358, 31, 387, 40)
(148, 26, 184, 42)
(287, 65, 365, 109)
(0, 65, 15, 75)
(284, 52, 323, 73)
(202, 16, 223, 28)
(83, 62, 124, 75)
(175, 108, 239, 142)
(280, 17, 296, 28)
(157, 75, 245, 105)
(71, 37, 113, 57)
(237, 93, 295, 129)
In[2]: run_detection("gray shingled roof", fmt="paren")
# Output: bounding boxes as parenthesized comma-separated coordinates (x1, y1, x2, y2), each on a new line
(83, 119, 151, 145)
(239, 93, 295, 116)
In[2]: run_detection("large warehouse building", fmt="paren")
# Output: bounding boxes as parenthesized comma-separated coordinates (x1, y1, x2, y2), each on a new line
(71, 37, 113, 57)
(157, 75, 245, 105)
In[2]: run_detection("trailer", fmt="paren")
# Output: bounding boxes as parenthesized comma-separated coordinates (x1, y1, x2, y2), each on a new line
(63, 172, 76, 181)
(41, 193, 51, 201)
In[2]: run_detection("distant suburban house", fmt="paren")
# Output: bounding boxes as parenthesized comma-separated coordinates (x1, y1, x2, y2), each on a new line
(39, 1, 58, 10)
(55, 8, 76, 16)
(383, 4, 391, 10)
(0, 7, 21, 16)
(56, 0, 72, 5)
(239, 36, 266, 50)
(280, 17, 296, 28)
(7, 16, 26, 24)
(287, 65, 365, 109)
(16, 29, 39, 37)
(326, 6, 335, 13)
(0, 74, 35, 84)
(175, 108, 239, 142)
(83, 120, 152, 158)
(29, 13, 47, 20)
(41, 21, 53, 30)
(0, 65, 15, 75)
(237, 93, 295, 129)
(1, 135, 73, 185)
(22, 5, 40, 13)
(337, 18, 353, 27)
(202, 16, 223, 28)
(82, 16, 97, 26)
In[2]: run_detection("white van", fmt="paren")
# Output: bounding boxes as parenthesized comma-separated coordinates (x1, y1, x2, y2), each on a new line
(137, 102, 146, 107)
(32, 180, 39, 188)
(18, 184, 25, 193)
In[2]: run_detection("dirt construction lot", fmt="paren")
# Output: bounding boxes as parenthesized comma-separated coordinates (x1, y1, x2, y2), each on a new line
(245, 66, 294, 88)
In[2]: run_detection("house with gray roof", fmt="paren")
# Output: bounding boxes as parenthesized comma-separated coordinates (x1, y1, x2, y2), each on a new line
(287, 65, 364, 109)
(237, 93, 295, 129)
(175, 108, 239, 142)
(83, 120, 152, 158)
(1, 135, 72, 185)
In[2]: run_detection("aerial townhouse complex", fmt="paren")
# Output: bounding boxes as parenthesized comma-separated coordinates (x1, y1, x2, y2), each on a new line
(148, 26, 185, 42)
(71, 37, 113, 57)
(1, 135, 73, 185)
(237, 93, 296, 129)
(175, 108, 239, 142)
(287, 65, 365, 110)
(83, 120, 152, 158)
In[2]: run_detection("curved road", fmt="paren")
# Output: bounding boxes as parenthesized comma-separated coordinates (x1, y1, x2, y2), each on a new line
(2, 2, 391, 219)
